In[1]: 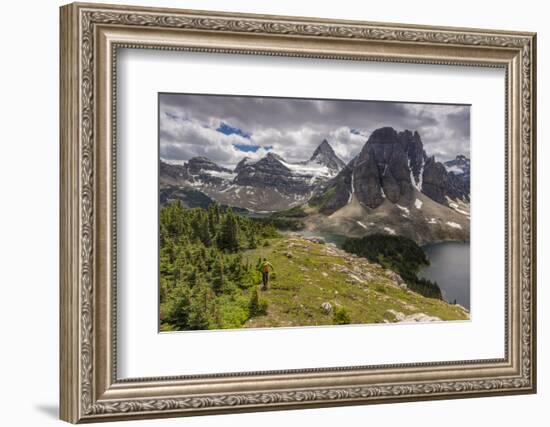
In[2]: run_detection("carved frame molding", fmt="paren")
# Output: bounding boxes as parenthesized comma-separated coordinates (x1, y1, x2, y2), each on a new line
(60, 2, 536, 423)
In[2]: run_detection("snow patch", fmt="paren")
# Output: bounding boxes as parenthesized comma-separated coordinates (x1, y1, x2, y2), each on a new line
(446, 221, 462, 229)
(347, 169, 355, 204)
(219, 184, 236, 193)
(414, 198, 423, 209)
(408, 158, 424, 191)
(445, 165, 464, 174)
(279, 158, 334, 180)
(446, 197, 470, 216)
(384, 227, 396, 235)
(396, 204, 410, 215)
(206, 170, 237, 180)
(453, 207, 469, 216)
(356, 221, 368, 230)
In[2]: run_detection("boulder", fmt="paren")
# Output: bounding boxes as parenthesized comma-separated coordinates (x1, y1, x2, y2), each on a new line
(321, 302, 333, 314)
(305, 236, 326, 244)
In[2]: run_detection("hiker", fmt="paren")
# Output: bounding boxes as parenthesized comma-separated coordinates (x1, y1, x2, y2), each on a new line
(258, 257, 274, 291)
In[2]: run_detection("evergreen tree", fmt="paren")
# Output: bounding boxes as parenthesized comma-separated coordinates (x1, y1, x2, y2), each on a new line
(217, 208, 240, 252)
(188, 280, 216, 330)
(207, 203, 220, 234)
(192, 209, 211, 246)
(247, 230, 258, 249)
(210, 255, 225, 294)
(162, 280, 192, 329)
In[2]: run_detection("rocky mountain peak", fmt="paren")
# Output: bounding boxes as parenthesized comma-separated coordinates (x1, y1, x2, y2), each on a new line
(309, 139, 346, 171)
(366, 126, 399, 144)
(187, 156, 231, 174)
(234, 157, 250, 173)
(444, 155, 470, 176)
(312, 127, 470, 214)
(311, 139, 333, 156)
(265, 152, 284, 162)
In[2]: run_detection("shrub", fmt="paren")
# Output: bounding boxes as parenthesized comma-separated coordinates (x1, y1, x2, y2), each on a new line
(333, 306, 351, 325)
(249, 288, 268, 317)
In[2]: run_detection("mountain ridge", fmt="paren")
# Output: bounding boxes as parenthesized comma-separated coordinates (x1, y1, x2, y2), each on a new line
(160, 139, 346, 211)
(159, 127, 470, 244)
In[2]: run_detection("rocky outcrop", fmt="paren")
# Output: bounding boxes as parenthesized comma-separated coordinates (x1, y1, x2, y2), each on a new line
(354, 127, 424, 208)
(310, 164, 354, 214)
(159, 161, 190, 186)
(186, 156, 231, 175)
(234, 157, 250, 174)
(444, 154, 470, 177)
(160, 156, 233, 186)
(421, 156, 448, 204)
(444, 155, 470, 201)
(385, 309, 442, 323)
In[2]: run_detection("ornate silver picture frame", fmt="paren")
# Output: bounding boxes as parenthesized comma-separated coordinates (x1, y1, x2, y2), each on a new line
(60, 2, 536, 423)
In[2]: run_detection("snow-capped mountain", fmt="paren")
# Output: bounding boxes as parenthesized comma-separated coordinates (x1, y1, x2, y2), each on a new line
(160, 140, 346, 211)
(305, 139, 346, 173)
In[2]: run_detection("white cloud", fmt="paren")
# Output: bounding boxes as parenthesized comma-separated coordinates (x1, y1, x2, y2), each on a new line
(159, 94, 471, 167)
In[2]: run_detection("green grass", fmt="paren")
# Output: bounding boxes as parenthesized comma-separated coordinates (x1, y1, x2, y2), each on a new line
(242, 235, 468, 328)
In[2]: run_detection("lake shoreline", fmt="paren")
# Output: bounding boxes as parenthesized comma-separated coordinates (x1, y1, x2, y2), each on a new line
(419, 241, 470, 310)
(284, 229, 471, 311)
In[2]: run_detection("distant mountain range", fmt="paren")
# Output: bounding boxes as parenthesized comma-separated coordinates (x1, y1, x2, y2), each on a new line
(160, 139, 346, 212)
(160, 127, 470, 244)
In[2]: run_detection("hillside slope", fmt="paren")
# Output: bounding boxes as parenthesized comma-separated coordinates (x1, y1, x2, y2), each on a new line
(243, 235, 469, 328)
(303, 190, 469, 245)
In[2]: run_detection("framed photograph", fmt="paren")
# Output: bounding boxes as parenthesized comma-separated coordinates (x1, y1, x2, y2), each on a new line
(60, 2, 537, 423)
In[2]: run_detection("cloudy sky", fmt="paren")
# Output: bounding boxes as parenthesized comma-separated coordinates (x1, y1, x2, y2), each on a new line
(159, 93, 470, 168)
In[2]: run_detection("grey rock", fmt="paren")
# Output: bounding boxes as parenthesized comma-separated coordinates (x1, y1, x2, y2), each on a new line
(304, 236, 326, 244)
(321, 302, 333, 314)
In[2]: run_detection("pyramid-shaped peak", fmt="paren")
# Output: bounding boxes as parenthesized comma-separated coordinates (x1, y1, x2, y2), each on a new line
(309, 139, 345, 171)
(266, 152, 284, 161)
(311, 139, 336, 158)
(318, 139, 332, 149)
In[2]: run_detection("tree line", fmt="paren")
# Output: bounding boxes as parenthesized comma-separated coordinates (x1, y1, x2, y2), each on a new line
(342, 234, 443, 299)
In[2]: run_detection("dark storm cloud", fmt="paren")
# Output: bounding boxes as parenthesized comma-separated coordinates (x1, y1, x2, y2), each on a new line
(159, 93, 470, 167)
